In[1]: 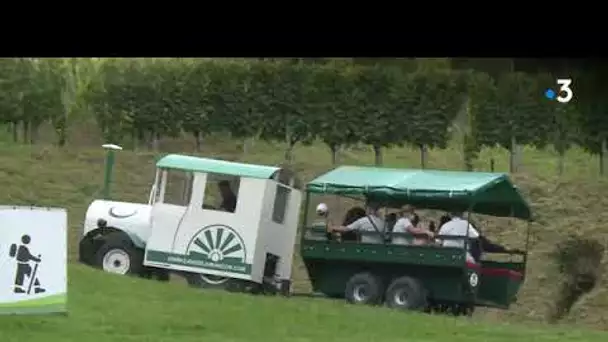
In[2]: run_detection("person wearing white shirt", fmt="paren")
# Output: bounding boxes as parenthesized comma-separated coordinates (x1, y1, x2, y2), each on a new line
(330, 202, 385, 244)
(437, 212, 479, 263)
(392, 205, 434, 245)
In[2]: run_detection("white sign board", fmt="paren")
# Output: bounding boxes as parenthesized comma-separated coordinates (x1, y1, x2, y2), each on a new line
(0, 207, 67, 314)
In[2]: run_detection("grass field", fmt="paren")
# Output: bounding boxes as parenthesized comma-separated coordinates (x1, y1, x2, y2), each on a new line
(1, 264, 607, 342)
(0, 126, 608, 340)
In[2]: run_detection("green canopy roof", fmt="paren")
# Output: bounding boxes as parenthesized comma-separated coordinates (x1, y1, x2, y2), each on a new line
(306, 166, 532, 220)
(156, 154, 280, 180)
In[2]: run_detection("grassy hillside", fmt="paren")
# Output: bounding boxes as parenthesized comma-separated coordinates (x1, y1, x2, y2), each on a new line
(0, 131, 608, 334)
(0, 264, 607, 342)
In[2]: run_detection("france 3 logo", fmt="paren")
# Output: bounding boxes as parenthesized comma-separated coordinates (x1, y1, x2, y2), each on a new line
(544, 79, 574, 104)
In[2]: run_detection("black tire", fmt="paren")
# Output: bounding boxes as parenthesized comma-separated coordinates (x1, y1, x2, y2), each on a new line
(344, 272, 383, 305)
(156, 269, 171, 281)
(432, 303, 452, 314)
(94, 232, 144, 276)
(279, 279, 291, 297)
(327, 293, 343, 299)
(141, 266, 171, 281)
(384, 276, 428, 311)
(186, 273, 236, 289)
(451, 304, 475, 317)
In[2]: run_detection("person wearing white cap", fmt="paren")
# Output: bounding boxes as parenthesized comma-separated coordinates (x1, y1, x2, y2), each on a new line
(311, 203, 330, 226)
(330, 201, 385, 244)
(312, 203, 329, 227)
(304, 203, 331, 241)
(315, 203, 328, 217)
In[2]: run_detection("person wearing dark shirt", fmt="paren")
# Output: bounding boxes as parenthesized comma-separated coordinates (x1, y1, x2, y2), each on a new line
(218, 180, 237, 213)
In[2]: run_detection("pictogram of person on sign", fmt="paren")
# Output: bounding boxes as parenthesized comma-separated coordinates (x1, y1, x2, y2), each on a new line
(9, 234, 45, 294)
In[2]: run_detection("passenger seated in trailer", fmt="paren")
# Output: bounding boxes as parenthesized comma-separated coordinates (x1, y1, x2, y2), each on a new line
(314, 203, 329, 227)
(305, 203, 331, 241)
(314, 202, 353, 241)
(439, 214, 451, 229)
(428, 221, 437, 233)
(437, 211, 480, 263)
(414, 218, 440, 245)
(330, 201, 385, 244)
(340, 206, 366, 242)
(435, 212, 517, 262)
(342, 206, 366, 225)
(385, 212, 398, 233)
(391, 205, 434, 246)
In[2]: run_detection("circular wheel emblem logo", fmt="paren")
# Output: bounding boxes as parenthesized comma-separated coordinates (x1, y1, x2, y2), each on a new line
(186, 225, 246, 264)
(469, 273, 479, 287)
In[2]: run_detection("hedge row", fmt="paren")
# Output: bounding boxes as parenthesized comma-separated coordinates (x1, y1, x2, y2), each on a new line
(0, 58, 606, 173)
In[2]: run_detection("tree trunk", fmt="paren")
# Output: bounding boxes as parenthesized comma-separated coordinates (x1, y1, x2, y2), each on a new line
(464, 155, 474, 171)
(373, 145, 383, 166)
(132, 130, 139, 151)
(29, 122, 40, 144)
(133, 128, 146, 149)
(61, 112, 69, 147)
(242, 138, 253, 155)
(509, 135, 518, 173)
(57, 130, 67, 147)
(558, 149, 565, 176)
(150, 132, 160, 151)
(555, 130, 567, 176)
(509, 150, 515, 173)
(330, 145, 339, 165)
(600, 139, 607, 176)
(11, 122, 18, 142)
(463, 133, 475, 172)
(284, 143, 295, 162)
(56, 112, 68, 147)
(516, 144, 523, 170)
(22, 121, 29, 144)
(194, 131, 203, 152)
(419, 145, 427, 169)
(135, 129, 146, 151)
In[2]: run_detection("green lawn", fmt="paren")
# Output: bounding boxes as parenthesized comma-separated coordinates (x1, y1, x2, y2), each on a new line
(0, 132, 607, 338)
(0, 264, 606, 342)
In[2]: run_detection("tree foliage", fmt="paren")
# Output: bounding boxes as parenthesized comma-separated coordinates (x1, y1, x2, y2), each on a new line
(0, 58, 607, 176)
(258, 61, 316, 161)
(576, 71, 608, 174)
(0, 58, 28, 140)
(310, 62, 362, 164)
(400, 70, 464, 168)
(494, 72, 546, 150)
(357, 65, 398, 165)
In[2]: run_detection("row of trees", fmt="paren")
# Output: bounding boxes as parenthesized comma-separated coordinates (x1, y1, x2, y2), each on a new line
(0, 58, 606, 174)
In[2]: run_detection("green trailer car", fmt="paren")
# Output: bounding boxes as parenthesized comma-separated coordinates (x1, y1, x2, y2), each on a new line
(300, 166, 532, 316)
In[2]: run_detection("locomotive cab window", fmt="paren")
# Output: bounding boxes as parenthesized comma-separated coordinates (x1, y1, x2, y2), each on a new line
(162, 170, 193, 206)
(203, 173, 241, 213)
(272, 183, 291, 224)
